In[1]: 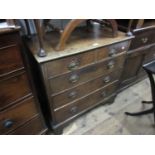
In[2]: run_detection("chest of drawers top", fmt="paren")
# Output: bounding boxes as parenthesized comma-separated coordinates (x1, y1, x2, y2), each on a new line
(27, 27, 133, 63)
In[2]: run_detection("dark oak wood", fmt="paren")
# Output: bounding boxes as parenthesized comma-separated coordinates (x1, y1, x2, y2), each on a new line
(0, 96, 38, 134)
(0, 26, 47, 135)
(46, 50, 96, 77)
(0, 72, 31, 111)
(8, 115, 47, 135)
(53, 81, 118, 124)
(48, 53, 125, 94)
(24, 24, 132, 134)
(52, 69, 122, 109)
(0, 45, 24, 77)
(119, 24, 155, 91)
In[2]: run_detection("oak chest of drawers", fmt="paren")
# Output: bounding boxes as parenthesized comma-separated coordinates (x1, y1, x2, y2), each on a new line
(0, 27, 47, 134)
(120, 26, 155, 90)
(25, 28, 133, 134)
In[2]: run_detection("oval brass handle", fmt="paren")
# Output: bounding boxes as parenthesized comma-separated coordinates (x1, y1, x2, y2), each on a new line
(107, 61, 115, 69)
(68, 91, 77, 99)
(103, 76, 111, 83)
(109, 49, 116, 57)
(101, 91, 106, 98)
(68, 60, 79, 70)
(69, 74, 79, 83)
(141, 37, 148, 43)
(70, 106, 78, 114)
(3, 119, 14, 128)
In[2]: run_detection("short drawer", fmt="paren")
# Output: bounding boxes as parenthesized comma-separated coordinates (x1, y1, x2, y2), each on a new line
(0, 72, 32, 111)
(97, 41, 129, 61)
(46, 50, 96, 77)
(0, 96, 38, 135)
(52, 69, 122, 109)
(0, 45, 24, 77)
(130, 27, 155, 50)
(8, 115, 47, 135)
(53, 81, 118, 124)
(49, 53, 125, 94)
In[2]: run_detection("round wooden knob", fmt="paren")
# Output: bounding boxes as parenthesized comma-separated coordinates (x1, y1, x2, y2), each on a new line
(3, 119, 14, 128)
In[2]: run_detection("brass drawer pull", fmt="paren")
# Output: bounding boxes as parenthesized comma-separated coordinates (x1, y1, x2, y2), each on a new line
(107, 60, 115, 69)
(101, 91, 106, 98)
(109, 49, 116, 57)
(69, 74, 79, 83)
(68, 60, 79, 70)
(103, 76, 111, 83)
(68, 91, 77, 99)
(70, 106, 78, 114)
(141, 37, 148, 43)
(3, 119, 14, 128)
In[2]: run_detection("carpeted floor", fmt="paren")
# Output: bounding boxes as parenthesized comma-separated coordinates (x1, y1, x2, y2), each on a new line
(62, 78, 155, 135)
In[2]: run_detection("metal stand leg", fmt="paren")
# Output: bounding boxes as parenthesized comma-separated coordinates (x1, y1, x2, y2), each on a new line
(125, 70, 155, 122)
(125, 108, 154, 116)
(142, 101, 153, 104)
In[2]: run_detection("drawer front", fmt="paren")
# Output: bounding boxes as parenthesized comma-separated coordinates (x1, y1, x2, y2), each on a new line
(97, 41, 129, 61)
(130, 28, 155, 50)
(0, 32, 20, 48)
(49, 53, 125, 94)
(53, 81, 118, 124)
(52, 69, 122, 109)
(144, 46, 155, 63)
(0, 45, 24, 76)
(8, 116, 46, 135)
(0, 96, 38, 134)
(46, 50, 96, 77)
(0, 72, 31, 111)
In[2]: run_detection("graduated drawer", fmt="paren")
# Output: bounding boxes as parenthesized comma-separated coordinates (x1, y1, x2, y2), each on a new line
(52, 69, 122, 109)
(96, 40, 129, 61)
(130, 27, 155, 50)
(49, 53, 125, 94)
(0, 44, 24, 77)
(53, 81, 118, 124)
(8, 115, 46, 135)
(0, 96, 38, 135)
(0, 32, 20, 48)
(45, 50, 96, 77)
(0, 72, 31, 111)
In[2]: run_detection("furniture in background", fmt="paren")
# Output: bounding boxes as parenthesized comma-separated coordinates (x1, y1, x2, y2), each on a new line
(117, 20, 155, 91)
(125, 60, 155, 122)
(0, 24, 47, 134)
(25, 21, 133, 134)
(33, 19, 118, 57)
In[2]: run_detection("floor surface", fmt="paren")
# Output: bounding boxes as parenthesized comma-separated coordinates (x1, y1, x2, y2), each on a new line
(62, 78, 155, 135)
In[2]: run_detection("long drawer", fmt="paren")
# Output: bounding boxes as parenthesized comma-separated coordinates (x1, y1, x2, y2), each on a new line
(8, 115, 46, 135)
(51, 69, 122, 109)
(53, 81, 118, 124)
(48, 53, 125, 94)
(0, 72, 32, 111)
(45, 41, 129, 78)
(0, 96, 38, 134)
